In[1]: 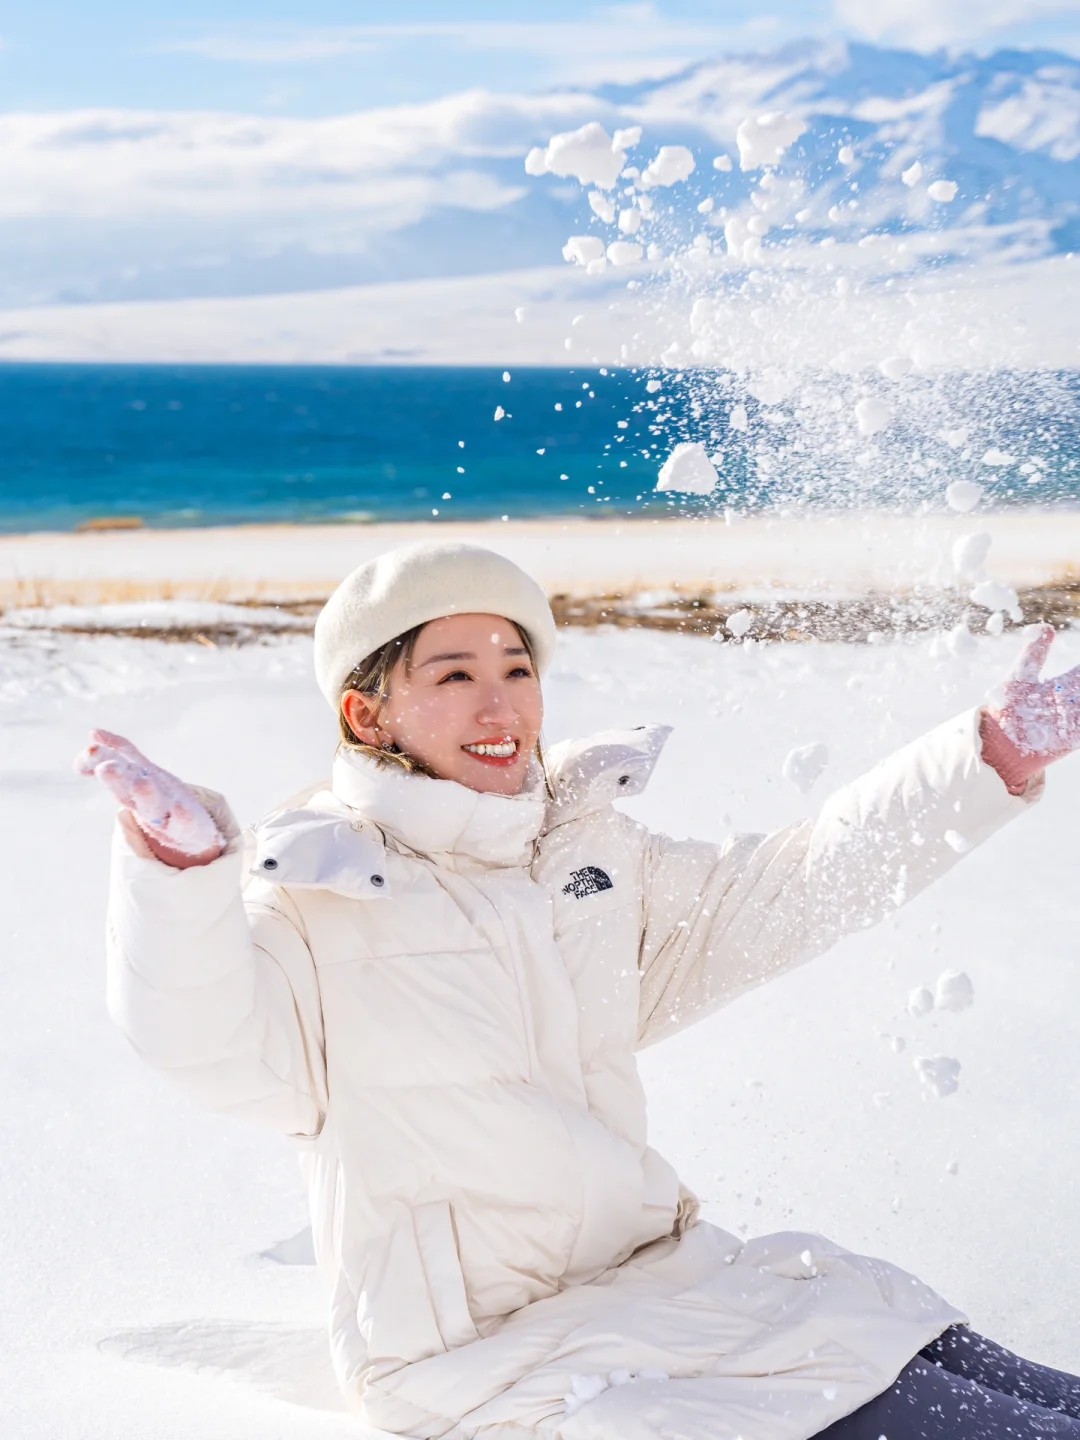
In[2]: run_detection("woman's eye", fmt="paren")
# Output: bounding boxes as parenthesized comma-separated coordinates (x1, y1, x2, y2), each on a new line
(507, 666, 533, 679)
(438, 670, 472, 684)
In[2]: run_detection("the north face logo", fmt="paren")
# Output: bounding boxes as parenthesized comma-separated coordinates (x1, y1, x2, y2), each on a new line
(562, 866, 614, 899)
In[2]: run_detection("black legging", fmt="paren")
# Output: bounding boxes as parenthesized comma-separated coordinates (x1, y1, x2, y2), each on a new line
(817, 1326, 1080, 1438)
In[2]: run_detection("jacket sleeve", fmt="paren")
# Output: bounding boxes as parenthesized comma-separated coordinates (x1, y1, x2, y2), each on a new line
(636, 707, 1042, 1048)
(104, 797, 327, 1137)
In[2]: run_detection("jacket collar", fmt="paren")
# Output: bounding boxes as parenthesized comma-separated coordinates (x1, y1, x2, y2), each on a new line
(543, 725, 672, 829)
(331, 746, 546, 869)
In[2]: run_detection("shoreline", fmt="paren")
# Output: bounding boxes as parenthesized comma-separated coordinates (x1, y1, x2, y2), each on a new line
(2, 511, 1078, 613)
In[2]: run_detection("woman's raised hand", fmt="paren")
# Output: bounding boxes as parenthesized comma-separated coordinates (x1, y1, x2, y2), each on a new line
(75, 729, 225, 868)
(981, 624, 1080, 795)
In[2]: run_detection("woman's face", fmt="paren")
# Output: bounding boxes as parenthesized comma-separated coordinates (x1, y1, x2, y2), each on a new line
(341, 613, 544, 795)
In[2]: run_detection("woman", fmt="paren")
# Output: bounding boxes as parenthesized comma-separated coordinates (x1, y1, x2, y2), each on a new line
(80, 541, 1080, 1440)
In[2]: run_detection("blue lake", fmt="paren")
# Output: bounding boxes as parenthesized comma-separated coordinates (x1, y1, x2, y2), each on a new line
(0, 363, 1076, 532)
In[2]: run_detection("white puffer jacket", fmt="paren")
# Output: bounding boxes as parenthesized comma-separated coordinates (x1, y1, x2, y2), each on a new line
(105, 710, 1038, 1440)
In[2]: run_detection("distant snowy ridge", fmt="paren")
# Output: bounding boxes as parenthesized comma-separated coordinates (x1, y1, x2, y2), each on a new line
(4, 40, 1080, 309)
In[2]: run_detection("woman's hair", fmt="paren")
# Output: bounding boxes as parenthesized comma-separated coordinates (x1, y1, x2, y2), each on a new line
(338, 620, 549, 787)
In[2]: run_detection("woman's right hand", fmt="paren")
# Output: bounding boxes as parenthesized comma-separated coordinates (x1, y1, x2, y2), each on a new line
(75, 729, 225, 869)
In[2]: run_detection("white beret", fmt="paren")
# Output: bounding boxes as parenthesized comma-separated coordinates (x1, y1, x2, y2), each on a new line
(313, 541, 558, 708)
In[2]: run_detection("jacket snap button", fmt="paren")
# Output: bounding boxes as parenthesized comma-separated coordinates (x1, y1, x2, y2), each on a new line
(617, 775, 631, 786)
(262, 857, 279, 870)
(370, 874, 385, 888)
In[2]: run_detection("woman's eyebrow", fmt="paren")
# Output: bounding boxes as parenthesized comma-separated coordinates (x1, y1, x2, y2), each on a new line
(417, 646, 528, 666)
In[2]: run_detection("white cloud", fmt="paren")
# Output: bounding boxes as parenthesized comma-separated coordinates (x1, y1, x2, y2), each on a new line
(834, 0, 1080, 49)
(0, 89, 620, 305)
(163, 5, 776, 72)
(0, 94, 591, 225)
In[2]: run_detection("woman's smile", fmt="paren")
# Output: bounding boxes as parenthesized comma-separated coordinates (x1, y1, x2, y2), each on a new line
(461, 736, 520, 764)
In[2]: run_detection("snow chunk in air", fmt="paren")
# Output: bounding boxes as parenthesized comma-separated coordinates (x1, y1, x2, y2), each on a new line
(640, 146, 695, 187)
(656, 442, 719, 495)
(915, 1055, 961, 1097)
(854, 397, 891, 436)
(563, 235, 606, 266)
(607, 240, 643, 266)
(970, 579, 1018, 614)
(907, 986, 934, 1018)
(953, 531, 992, 578)
(928, 179, 958, 202)
(935, 969, 975, 1012)
(736, 113, 807, 171)
(879, 355, 912, 381)
(782, 741, 829, 793)
(946, 480, 983, 513)
(528, 123, 627, 190)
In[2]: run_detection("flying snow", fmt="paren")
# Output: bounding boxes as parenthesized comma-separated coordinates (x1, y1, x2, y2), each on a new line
(878, 356, 912, 381)
(563, 235, 606, 267)
(854, 397, 891, 437)
(907, 986, 935, 1018)
(607, 241, 643, 267)
(915, 1055, 962, 1098)
(969, 579, 1019, 615)
(640, 146, 696, 187)
(781, 742, 830, 793)
(928, 180, 958, 203)
(736, 112, 808, 170)
(526, 122, 627, 189)
(656, 442, 720, 495)
(952, 531, 992, 579)
(935, 969, 975, 1012)
(945, 480, 984, 513)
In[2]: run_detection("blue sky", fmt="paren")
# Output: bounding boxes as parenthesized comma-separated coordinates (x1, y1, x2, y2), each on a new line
(4, 1, 1080, 115)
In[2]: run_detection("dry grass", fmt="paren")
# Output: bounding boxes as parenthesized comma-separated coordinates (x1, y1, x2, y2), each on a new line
(0, 576, 332, 611)
(3, 577, 1079, 646)
(550, 581, 1080, 643)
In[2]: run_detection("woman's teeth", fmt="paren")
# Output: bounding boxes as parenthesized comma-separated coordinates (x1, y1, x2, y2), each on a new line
(463, 740, 518, 758)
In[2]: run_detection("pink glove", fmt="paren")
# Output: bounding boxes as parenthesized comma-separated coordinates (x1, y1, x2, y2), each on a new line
(981, 624, 1080, 796)
(75, 729, 225, 869)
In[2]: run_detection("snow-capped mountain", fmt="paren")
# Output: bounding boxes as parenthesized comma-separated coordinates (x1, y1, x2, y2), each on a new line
(3, 39, 1080, 308)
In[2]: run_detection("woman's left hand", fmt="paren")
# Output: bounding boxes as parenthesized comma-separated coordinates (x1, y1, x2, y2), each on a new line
(981, 624, 1080, 795)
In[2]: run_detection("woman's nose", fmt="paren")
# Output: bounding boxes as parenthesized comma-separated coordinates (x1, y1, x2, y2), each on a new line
(475, 685, 519, 726)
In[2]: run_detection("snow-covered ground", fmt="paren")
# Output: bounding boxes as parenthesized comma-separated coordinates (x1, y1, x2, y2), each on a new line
(0, 252, 1077, 369)
(4, 510, 1079, 611)
(3, 621, 1080, 1436)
